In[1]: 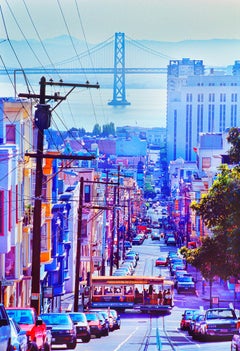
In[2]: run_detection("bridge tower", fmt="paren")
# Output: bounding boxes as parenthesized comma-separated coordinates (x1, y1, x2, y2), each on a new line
(108, 32, 131, 106)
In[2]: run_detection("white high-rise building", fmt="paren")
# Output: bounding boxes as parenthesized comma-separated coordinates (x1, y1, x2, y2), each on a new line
(166, 58, 240, 163)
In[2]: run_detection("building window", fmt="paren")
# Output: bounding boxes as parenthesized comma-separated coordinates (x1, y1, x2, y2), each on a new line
(231, 93, 237, 102)
(6, 125, 16, 143)
(209, 93, 215, 102)
(84, 185, 91, 203)
(220, 93, 226, 102)
(186, 93, 192, 102)
(231, 105, 237, 126)
(208, 104, 214, 132)
(197, 94, 203, 103)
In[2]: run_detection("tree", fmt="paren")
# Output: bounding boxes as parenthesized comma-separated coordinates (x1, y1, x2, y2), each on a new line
(180, 235, 236, 307)
(102, 122, 115, 137)
(191, 164, 240, 230)
(92, 124, 101, 136)
(226, 127, 240, 164)
(189, 165, 240, 279)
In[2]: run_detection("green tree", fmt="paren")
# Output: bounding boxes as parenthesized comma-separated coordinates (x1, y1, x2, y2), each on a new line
(226, 127, 240, 164)
(102, 123, 115, 137)
(186, 128, 240, 282)
(92, 124, 101, 135)
(189, 165, 240, 280)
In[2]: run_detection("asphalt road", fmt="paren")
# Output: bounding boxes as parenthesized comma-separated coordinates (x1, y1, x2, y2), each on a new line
(59, 235, 233, 350)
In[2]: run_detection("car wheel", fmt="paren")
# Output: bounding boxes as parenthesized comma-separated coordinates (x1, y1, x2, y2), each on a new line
(43, 342, 51, 351)
(67, 340, 77, 349)
(104, 329, 109, 336)
(29, 342, 39, 351)
(82, 336, 91, 343)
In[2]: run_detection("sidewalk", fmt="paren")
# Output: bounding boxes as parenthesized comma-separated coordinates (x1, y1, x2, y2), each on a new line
(187, 264, 240, 310)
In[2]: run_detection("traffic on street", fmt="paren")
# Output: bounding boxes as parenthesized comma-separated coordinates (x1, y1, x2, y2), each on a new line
(57, 203, 239, 350)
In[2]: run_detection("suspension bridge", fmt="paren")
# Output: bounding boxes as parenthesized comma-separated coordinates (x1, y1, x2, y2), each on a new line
(1, 32, 172, 105)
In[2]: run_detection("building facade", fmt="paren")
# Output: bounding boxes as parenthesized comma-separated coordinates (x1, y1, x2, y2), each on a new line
(167, 58, 240, 163)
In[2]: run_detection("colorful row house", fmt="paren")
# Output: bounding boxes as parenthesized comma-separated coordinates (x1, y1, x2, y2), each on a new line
(0, 96, 144, 312)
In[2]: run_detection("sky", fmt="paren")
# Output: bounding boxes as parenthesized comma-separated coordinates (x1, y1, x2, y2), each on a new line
(1, 0, 240, 43)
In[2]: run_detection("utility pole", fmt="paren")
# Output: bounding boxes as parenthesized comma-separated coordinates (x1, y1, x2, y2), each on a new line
(116, 165, 120, 269)
(101, 170, 109, 275)
(19, 77, 99, 314)
(74, 177, 84, 312)
(110, 186, 117, 276)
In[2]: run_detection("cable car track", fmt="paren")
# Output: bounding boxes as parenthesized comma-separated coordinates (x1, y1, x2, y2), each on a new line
(138, 314, 177, 351)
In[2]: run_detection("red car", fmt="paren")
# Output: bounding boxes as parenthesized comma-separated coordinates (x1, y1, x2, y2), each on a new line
(180, 309, 198, 331)
(155, 256, 168, 267)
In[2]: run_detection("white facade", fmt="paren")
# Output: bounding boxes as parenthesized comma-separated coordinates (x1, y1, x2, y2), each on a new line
(167, 58, 240, 163)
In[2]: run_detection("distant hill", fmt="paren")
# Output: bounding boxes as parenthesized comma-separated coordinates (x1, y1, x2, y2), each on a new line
(1, 35, 239, 70)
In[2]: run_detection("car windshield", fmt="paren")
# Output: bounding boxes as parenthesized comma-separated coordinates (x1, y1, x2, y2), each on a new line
(41, 313, 70, 325)
(7, 309, 34, 325)
(85, 313, 98, 321)
(69, 313, 85, 322)
(206, 309, 236, 319)
(178, 276, 193, 282)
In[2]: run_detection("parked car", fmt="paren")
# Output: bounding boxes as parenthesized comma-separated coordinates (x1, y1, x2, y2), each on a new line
(84, 311, 102, 338)
(124, 241, 132, 250)
(164, 232, 175, 244)
(40, 313, 77, 349)
(151, 231, 160, 240)
(7, 307, 51, 351)
(173, 270, 189, 287)
(69, 312, 91, 343)
(94, 311, 109, 336)
(108, 309, 121, 330)
(176, 275, 196, 294)
(9, 318, 28, 351)
(126, 250, 139, 261)
(155, 256, 168, 267)
(166, 236, 176, 246)
(132, 235, 144, 245)
(89, 310, 113, 333)
(180, 309, 198, 331)
(0, 304, 11, 351)
(197, 308, 239, 341)
(189, 313, 205, 339)
(124, 254, 137, 267)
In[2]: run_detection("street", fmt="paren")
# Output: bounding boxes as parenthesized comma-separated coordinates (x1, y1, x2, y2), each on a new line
(58, 233, 234, 350)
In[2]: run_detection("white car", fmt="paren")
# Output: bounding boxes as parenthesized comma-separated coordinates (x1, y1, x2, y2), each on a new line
(9, 318, 28, 351)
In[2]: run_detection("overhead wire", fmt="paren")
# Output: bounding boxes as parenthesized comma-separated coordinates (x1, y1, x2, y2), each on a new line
(74, 0, 111, 128)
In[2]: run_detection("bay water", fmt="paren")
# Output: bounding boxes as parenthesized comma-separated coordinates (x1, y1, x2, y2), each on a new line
(0, 74, 167, 132)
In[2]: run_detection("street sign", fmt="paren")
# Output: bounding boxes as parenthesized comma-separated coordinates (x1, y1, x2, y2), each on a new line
(235, 284, 240, 293)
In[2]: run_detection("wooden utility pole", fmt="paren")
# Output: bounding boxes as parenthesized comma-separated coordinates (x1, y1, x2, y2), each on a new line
(74, 177, 84, 312)
(116, 165, 121, 269)
(110, 187, 117, 276)
(20, 77, 99, 314)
